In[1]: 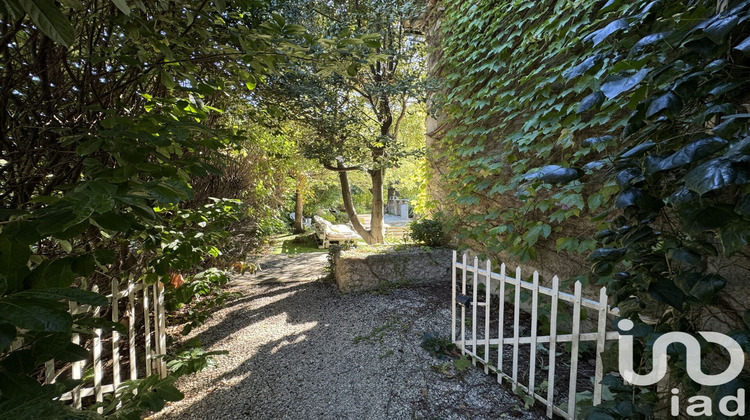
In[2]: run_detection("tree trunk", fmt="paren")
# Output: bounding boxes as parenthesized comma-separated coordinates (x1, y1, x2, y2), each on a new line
(368, 167, 385, 243)
(338, 168, 385, 244)
(293, 173, 306, 233)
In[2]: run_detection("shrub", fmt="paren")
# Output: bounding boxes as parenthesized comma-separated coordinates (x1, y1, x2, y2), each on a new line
(410, 218, 446, 247)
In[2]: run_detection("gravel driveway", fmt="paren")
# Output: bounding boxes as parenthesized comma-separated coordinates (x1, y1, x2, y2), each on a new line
(151, 253, 546, 420)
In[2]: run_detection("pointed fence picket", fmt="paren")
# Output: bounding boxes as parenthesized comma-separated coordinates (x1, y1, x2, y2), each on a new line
(451, 251, 620, 419)
(44, 279, 169, 407)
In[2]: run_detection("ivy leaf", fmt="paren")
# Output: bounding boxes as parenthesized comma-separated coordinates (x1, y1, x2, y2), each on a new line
(667, 248, 702, 266)
(615, 188, 663, 212)
(644, 137, 727, 175)
(631, 31, 674, 53)
(683, 156, 750, 195)
(689, 274, 726, 302)
(581, 135, 615, 148)
(565, 54, 602, 80)
(646, 91, 682, 118)
(648, 278, 684, 310)
(578, 91, 605, 113)
(18, 0, 75, 47)
(586, 18, 629, 46)
(736, 194, 750, 216)
(619, 140, 656, 159)
(702, 15, 740, 44)
(616, 168, 643, 189)
(734, 34, 750, 54)
(522, 165, 582, 184)
(601, 68, 650, 99)
(719, 220, 750, 255)
(588, 247, 626, 261)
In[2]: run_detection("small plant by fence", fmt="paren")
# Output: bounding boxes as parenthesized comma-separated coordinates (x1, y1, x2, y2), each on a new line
(13, 279, 168, 412)
(451, 251, 620, 419)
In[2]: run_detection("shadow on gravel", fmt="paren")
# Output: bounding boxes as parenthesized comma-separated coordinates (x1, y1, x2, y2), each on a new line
(155, 254, 547, 420)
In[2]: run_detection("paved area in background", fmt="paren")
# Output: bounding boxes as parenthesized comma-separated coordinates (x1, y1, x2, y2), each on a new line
(152, 253, 545, 420)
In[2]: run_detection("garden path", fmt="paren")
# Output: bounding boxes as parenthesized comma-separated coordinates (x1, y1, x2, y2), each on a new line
(150, 252, 545, 420)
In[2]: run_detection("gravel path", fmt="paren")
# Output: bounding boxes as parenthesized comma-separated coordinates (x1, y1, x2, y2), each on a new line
(151, 253, 546, 420)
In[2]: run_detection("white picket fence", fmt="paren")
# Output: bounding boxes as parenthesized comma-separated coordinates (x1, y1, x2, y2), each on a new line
(451, 251, 620, 419)
(40, 279, 167, 411)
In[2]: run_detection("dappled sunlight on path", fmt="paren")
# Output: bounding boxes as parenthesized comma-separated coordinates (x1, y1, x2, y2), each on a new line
(151, 252, 546, 420)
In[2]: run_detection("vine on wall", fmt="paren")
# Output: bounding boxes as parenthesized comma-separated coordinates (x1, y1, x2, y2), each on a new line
(433, 0, 750, 417)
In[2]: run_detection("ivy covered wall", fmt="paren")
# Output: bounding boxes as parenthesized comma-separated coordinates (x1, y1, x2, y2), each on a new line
(426, 1, 750, 414)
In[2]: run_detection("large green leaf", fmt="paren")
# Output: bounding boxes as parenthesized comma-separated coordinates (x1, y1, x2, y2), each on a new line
(644, 137, 727, 175)
(683, 156, 750, 195)
(0, 238, 31, 292)
(720, 220, 750, 255)
(19, 0, 75, 47)
(586, 18, 629, 46)
(15, 288, 107, 306)
(601, 68, 651, 99)
(92, 212, 132, 232)
(648, 278, 684, 310)
(565, 54, 602, 80)
(25, 259, 77, 289)
(522, 165, 582, 184)
(0, 323, 16, 351)
(577, 91, 605, 113)
(645, 91, 682, 118)
(109, 0, 130, 15)
(0, 298, 72, 332)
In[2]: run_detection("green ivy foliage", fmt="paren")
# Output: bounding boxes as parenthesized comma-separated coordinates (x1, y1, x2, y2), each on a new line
(435, 0, 750, 417)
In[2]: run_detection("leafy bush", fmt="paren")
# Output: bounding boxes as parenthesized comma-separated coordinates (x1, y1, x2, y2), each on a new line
(421, 331, 458, 359)
(410, 218, 446, 246)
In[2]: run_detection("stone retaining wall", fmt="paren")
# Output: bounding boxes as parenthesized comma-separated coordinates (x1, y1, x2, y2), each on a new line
(333, 247, 452, 293)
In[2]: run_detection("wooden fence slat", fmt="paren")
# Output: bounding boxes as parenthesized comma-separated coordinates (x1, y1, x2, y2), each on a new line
(593, 287, 608, 405)
(497, 263, 505, 385)
(143, 284, 152, 377)
(45, 360, 55, 384)
(453, 262, 618, 312)
(546, 276, 559, 418)
(567, 281, 583, 419)
(92, 285, 103, 412)
(29, 278, 167, 409)
(484, 259, 491, 374)
(450, 254, 622, 420)
(69, 301, 82, 409)
(529, 271, 539, 397)
(471, 256, 479, 366)
(111, 279, 121, 391)
(128, 277, 138, 381)
(512, 266, 521, 387)
(460, 253, 467, 355)
(153, 283, 162, 376)
(158, 282, 167, 378)
(451, 250, 457, 343)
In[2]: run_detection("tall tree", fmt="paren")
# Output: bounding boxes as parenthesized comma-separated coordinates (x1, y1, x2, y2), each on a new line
(260, 0, 426, 244)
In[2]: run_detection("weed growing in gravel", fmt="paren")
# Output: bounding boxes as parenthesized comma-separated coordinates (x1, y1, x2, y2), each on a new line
(420, 332, 458, 359)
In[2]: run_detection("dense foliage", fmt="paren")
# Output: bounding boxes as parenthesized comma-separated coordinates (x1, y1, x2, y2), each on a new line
(433, 0, 750, 417)
(258, 0, 427, 244)
(0, 0, 373, 417)
(409, 218, 446, 247)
